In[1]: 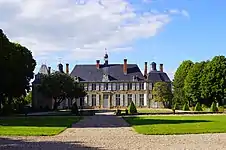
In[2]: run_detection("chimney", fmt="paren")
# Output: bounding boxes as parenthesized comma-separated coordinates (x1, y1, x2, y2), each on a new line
(151, 62, 156, 71)
(96, 60, 100, 69)
(160, 64, 163, 72)
(66, 63, 69, 74)
(144, 62, 147, 77)
(48, 67, 51, 75)
(123, 59, 127, 75)
(58, 64, 63, 73)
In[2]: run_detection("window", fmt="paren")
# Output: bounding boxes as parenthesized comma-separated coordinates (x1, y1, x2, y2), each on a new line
(128, 94, 132, 105)
(104, 83, 108, 90)
(84, 83, 88, 90)
(139, 94, 144, 106)
(140, 83, 144, 90)
(92, 94, 96, 106)
(128, 83, 132, 90)
(92, 83, 96, 91)
(116, 83, 120, 90)
(87, 95, 89, 105)
(116, 94, 120, 106)
(123, 94, 125, 106)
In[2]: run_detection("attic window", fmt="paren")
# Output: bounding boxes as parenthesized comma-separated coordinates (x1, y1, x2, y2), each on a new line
(74, 76, 79, 82)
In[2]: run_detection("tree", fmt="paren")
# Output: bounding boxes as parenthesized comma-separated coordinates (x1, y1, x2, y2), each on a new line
(173, 60, 194, 106)
(184, 61, 207, 105)
(38, 72, 86, 110)
(152, 82, 173, 108)
(0, 29, 36, 111)
(210, 101, 218, 112)
(194, 102, 202, 111)
(200, 56, 226, 106)
(128, 101, 137, 114)
(182, 103, 190, 111)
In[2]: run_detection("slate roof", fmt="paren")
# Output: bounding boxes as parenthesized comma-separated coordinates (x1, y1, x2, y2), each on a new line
(147, 71, 171, 82)
(70, 64, 145, 82)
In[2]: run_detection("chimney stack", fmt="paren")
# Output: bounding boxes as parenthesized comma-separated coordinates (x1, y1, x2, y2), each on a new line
(96, 60, 100, 69)
(151, 62, 156, 71)
(66, 63, 69, 74)
(144, 62, 147, 77)
(48, 67, 51, 75)
(58, 64, 63, 73)
(123, 59, 127, 75)
(160, 64, 163, 72)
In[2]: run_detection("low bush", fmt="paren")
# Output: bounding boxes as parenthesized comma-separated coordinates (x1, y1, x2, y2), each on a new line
(128, 101, 137, 114)
(210, 102, 218, 112)
(218, 106, 224, 113)
(194, 102, 202, 111)
(182, 103, 190, 111)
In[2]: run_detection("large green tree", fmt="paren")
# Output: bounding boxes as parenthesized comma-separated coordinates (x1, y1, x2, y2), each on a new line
(173, 60, 194, 105)
(184, 61, 207, 105)
(0, 29, 36, 110)
(152, 82, 173, 108)
(38, 72, 86, 110)
(200, 56, 226, 106)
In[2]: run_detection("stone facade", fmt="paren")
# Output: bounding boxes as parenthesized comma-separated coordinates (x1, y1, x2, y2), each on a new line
(32, 53, 171, 110)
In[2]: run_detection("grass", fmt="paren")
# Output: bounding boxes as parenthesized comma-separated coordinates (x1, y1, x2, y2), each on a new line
(0, 116, 82, 136)
(124, 115, 226, 135)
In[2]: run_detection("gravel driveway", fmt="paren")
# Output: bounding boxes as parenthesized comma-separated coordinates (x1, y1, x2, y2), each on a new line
(0, 112, 226, 150)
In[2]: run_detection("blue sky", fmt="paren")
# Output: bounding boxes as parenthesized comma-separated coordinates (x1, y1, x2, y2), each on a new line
(0, 0, 225, 79)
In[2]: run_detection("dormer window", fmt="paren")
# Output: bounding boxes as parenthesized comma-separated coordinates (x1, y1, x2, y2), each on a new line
(74, 76, 79, 82)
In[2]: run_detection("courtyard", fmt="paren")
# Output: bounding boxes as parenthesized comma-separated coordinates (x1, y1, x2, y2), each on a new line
(0, 112, 226, 150)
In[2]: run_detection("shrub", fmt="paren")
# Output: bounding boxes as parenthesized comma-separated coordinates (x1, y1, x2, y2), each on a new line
(128, 101, 137, 114)
(218, 106, 224, 113)
(125, 109, 128, 115)
(173, 103, 178, 110)
(182, 103, 190, 111)
(194, 102, 202, 111)
(116, 109, 121, 116)
(210, 102, 218, 112)
(71, 102, 79, 115)
(190, 106, 195, 111)
(201, 104, 209, 111)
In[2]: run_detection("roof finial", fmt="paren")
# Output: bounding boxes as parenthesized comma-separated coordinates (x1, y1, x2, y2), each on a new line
(105, 48, 107, 54)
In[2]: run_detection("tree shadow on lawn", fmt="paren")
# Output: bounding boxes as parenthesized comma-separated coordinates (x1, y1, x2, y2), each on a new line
(124, 118, 212, 126)
(0, 137, 104, 150)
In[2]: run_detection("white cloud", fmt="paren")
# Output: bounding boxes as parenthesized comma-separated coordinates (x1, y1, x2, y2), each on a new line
(0, 0, 187, 61)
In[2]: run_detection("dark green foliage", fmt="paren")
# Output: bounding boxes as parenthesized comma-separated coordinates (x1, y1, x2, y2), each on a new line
(194, 102, 202, 111)
(173, 60, 194, 105)
(152, 82, 173, 108)
(125, 109, 128, 115)
(210, 102, 218, 112)
(184, 61, 207, 104)
(71, 102, 79, 115)
(128, 101, 137, 114)
(0, 29, 36, 114)
(182, 103, 190, 111)
(200, 56, 226, 106)
(38, 72, 86, 110)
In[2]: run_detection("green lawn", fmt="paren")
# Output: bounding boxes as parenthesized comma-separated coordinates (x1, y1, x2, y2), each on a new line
(0, 116, 82, 136)
(124, 115, 226, 135)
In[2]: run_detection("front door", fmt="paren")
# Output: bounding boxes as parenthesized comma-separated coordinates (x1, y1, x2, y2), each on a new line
(103, 94, 109, 108)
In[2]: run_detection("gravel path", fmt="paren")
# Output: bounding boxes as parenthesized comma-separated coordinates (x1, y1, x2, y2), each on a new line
(1, 112, 226, 150)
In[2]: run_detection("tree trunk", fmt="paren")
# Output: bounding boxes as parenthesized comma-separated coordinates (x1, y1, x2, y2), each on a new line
(53, 100, 59, 110)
